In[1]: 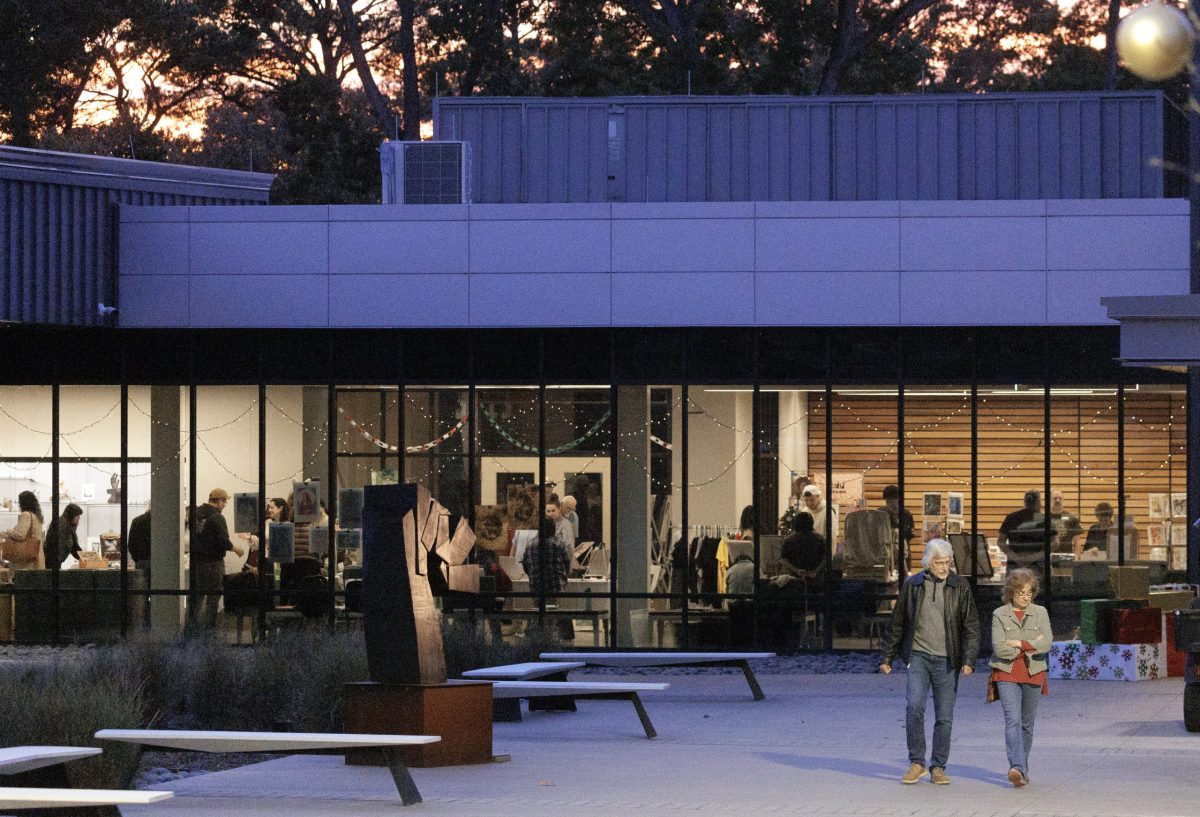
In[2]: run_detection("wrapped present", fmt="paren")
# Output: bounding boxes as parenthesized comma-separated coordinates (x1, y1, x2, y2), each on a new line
(1079, 598, 1146, 644)
(1049, 640, 1165, 681)
(1163, 613, 1186, 677)
(1109, 566, 1150, 600)
(1112, 607, 1161, 644)
(1148, 590, 1195, 611)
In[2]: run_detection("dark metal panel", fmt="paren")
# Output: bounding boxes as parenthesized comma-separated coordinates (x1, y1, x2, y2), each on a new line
(709, 105, 732, 201)
(625, 105, 647, 202)
(1039, 100, 1062, 198)
(1080, 99, 1102, 198)
(832, 104, 857, 200)
(1101, 99, 1122, 197)
(917, 103, 939, 199)
(526, 104, 550, 202)
(746, 105, 769, 200)
(666, 105, 689, 200)
(875, 102, 897, 200)
(686, 105, 707, 201)
(937, 102, 958, 200)
(766, 104, 789, 200)
(1017, 99, 1040, 199)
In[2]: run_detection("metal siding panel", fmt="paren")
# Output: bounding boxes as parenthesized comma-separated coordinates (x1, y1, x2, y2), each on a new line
(997, 103, 1019, 199)
(527, 105, 549, 202)
(1017, 100, 1040, 199)
(36, 182, 49, 321)
(956, 104, 975, 199)
(810, 104, 832, 200)
(687, 106, 708, 201)
(895, 104, 919, 199)
(0, 181, 8, 320)
(1079, 99, 1101, 198)
(1141, 98, 1162, 197)
(747, 106, 769, 200)
(729, 106, 749, 201)
(875, 103, 896, 200)
(502, 105, 524, 203)
(589, 106, 608, 201)
(570, 105, 594, 202)
(1101, 99, 1121, 197)
(646, 106, 669, 202)
(833, 105, 856, 200)
(917, 104, 938, 199)
(625, 106, 647, 202)
(937, 102, 958, 200)
(666, 106, 688, 200)
(71, 187, 83, 323)
(709, 106, 731, 201)
(50, 185, 63, 322)
(857, 104, 875, 199)
(787, 106, 807, 201)
(972, 104, 995, 199)
(1119, 99, 1143, 198)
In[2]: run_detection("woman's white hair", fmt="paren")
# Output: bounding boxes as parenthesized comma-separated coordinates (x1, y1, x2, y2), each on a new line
(921, 539, 955, 570)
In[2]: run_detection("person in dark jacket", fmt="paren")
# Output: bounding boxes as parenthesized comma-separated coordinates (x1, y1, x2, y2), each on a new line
(188, 489, 243, 632)
(881, 538, 980, 786)
(127, 506, 152, 571)
(43, 503, 83, 567)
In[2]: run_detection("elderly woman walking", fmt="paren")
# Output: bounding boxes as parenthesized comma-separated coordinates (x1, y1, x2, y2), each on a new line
(988, 567, 1052, 788)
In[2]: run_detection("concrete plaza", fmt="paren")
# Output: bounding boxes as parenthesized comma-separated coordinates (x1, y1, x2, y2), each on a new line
(125, 669, 1196, 817)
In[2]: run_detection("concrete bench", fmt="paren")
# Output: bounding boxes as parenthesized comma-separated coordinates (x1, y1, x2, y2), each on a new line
(541, 651, 775, 700)
(482, 680, 668, 739)
(462, 661, 587, 721)
(0, 747, 102, 781)
(0, 787, 172, 811)
(95, 729, 438, 806)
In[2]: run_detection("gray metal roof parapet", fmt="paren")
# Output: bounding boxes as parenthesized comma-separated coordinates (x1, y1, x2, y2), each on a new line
(0, 145, 274, 201)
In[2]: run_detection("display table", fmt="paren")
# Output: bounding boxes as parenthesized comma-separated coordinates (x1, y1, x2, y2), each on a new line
(11, 568, 145, 642)
(1049, 640, 1165, 682)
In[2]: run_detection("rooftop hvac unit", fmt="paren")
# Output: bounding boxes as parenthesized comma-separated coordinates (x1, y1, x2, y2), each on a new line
(380, 140, 470, 204)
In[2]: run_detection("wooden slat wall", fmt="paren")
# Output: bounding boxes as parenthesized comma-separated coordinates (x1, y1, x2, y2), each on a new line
(808, 392, 1186, 571)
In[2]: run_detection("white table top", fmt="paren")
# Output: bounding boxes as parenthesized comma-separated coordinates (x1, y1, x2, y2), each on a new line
(541, 651, 775, 666)
(489, 680, 669, 698)
(95, 730, 439, 753)
(0, 788, 172, 808)
(462, 661, 585, 680)
(0, 746, 102, 775)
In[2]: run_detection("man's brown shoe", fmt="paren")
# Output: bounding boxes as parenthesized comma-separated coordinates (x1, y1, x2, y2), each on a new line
(901, 763, 926, 784)
(930, 767, 950, 785)
(1008, 768, 1027, 788)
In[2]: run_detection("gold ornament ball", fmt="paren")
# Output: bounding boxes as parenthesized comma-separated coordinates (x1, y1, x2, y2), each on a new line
(1116, 3, 1194, 81)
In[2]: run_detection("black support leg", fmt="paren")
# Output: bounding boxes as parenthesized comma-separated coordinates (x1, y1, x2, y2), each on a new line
(737, 659, 765, 701)
(381, 748, 422, 806)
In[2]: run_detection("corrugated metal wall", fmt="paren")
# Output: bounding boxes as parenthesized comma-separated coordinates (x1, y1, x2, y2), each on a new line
(0, 147, 272, 326)
(435, 93, 1178, 204)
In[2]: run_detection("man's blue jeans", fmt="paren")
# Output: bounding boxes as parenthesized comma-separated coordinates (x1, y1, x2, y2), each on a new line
(996, 681, 1040, 775)
(906, 651, 960, 769)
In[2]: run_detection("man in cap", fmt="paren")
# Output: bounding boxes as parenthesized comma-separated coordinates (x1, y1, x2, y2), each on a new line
(188, 488, 244, 631)
(801, 484, 838, 545)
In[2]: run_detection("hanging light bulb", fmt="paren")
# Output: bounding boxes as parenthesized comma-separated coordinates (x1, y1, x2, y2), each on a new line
(1116, 2, 1194, 81)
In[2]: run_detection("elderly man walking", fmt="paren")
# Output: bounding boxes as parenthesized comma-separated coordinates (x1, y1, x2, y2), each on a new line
(881, 539, 980, 785)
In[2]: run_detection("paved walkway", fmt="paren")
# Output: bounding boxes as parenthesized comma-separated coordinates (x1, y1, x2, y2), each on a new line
(124, 670, 1196, 816)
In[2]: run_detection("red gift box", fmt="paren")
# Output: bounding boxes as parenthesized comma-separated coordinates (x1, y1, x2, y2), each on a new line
(1164, 613, 1187, 677)
(1111, 608, 1161, 644)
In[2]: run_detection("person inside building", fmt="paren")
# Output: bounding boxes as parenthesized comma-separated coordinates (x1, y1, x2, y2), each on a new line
(882, 484, 915, 545)
(801, 484, 838, 545)
(188, 488, 244, 631)
(522, 516, 572, 640)
(777, 512, 825, 582)
(1083, 502, 1113, 556)
(737, 505, 755, 539)
(998, 490, 1048, 568)
(560, 494, 580, 541)
(1, 491, 45, 570)
(43, 503, 83, 567)
(544, 498, 576, 550)
(1047, 490, 1082, 553)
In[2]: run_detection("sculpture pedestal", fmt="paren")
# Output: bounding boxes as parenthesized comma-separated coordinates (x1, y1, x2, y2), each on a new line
(344, 681, 493, 767)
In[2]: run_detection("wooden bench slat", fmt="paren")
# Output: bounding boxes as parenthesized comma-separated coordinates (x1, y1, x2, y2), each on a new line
(0, 787, 172, 808)
(0, 747, 102, 775)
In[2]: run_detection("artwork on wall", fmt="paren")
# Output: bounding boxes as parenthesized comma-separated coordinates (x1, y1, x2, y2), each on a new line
(370, 468, 398, 485)
(309, 525, 329, 553)
(269, 521, 295, 563)
(1147, 524, 1166, 547)
(946, 519, 964, 535)
(564, 472, 604, 543)
(1148, 494, 1167, 520)
(505, 483, 539, 531)
(947, 493, 963, 519)
(495, 473, 534, 508)
(922, 519, 943, 543)
(293, 480, 321, 523)
(1171, 523, 1187, 547)
(475, 504, 509, 552)
(338, 488, 364, 529)
(1171, 493, 1187, 520)
(923, 492, 942, 518)
(234, 493, 258, 534)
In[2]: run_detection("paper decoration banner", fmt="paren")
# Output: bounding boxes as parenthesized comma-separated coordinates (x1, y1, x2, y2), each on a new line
(269, 522, 295, 564)
(336, 528, 361, 553)
(234, 493, 259, 534)
(338, 488, 364, 529)
(293, 480, 321, 523)
(309, 525, 330, 553)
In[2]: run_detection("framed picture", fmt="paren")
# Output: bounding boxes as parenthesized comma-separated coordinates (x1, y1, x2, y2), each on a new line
(1148, 523, 1166, 547)
(309, 525, 329, 553)
(1148, 493, 1167, 521)
(1171, 523, 1187, 546)
(370, 468, 398, 486)
(1172, 493, 1187, 520)
(947, 493, 963, 518)
(268, 521, 294, 564)
(922, 518, 943, 543)
(338, 487, 364, 529)
(505, 483, 539, 531)
(474, 504, 509, 552)
(923, 492, 942, 518)
(946, 519, 964, 535)
(1172, 546, 1188, 571)
(234, 493, 258, 534)
(336, 528, 361, 554)
(292, 480, 321, 523)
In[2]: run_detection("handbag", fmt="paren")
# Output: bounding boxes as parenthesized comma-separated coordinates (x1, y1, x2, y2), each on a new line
(2, 513, 42, 566)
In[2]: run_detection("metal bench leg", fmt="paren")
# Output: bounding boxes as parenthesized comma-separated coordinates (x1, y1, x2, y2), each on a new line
(626, 692, 657, 739)
(493, 698, 523, 722)
(381, 748, 422, 806)
(738, 659, 765, 701)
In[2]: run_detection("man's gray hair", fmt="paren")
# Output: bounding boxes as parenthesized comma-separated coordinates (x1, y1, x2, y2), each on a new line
(921, 539, 955, 570)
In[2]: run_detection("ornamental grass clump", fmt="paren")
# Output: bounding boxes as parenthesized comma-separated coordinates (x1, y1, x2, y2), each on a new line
(440, 620, 563, 677)
(0, 649, 143, 788)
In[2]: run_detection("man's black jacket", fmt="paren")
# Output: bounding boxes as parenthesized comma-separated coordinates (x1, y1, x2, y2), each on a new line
(882, 571, 980, 669)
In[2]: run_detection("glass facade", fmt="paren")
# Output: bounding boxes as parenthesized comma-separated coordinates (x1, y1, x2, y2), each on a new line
(0, 325, 1186, 647)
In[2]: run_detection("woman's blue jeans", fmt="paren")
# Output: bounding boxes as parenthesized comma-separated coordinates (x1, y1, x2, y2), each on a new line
(996, 680, 1040, 775)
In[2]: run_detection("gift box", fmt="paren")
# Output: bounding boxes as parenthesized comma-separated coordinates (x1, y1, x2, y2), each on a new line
(1049, 640, 1165, 681)
(1163, 613, 1186, 677)
(1109, 566, 1150, 600)
(1148, 590, 1194, 611)
(1112, 607, 1162, 644)
(1079, 598, 1146, 644)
